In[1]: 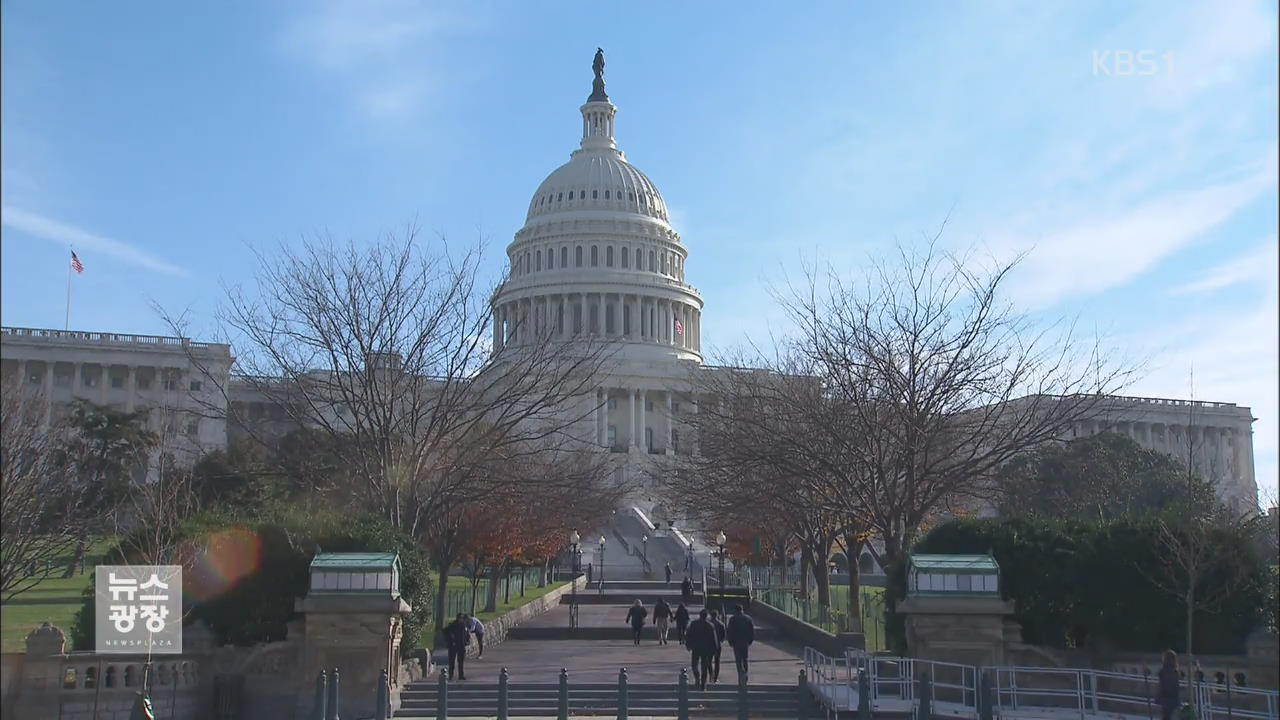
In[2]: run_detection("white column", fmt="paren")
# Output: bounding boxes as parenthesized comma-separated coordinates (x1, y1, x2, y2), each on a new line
(597, 389, 608, 446)
(100, 365, 110, 405)
(639, 390, 647, 450)
(597, 294, 605, 335)
(579, 294, 587, 335)
(42, 361, 54, 425)
(72, 363, 83, 401)
(666, 392, 674, 450)
(493, 310, 502, 351)
(126, 366, 137, 412)
(628, 389, 637, 447)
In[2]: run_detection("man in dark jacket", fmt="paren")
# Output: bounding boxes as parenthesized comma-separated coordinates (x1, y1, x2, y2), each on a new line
(664, 562, 673, 585)
(725, 604, 755, 682)
(444, 613, 470, 681)
(624, 599, 648, 645)
(685, 609, 718, 690)
(653, 598, 672, 644)
(708, 609, 727, 683)
(680, 576, 693, 603)
(673, 603, 691, 644)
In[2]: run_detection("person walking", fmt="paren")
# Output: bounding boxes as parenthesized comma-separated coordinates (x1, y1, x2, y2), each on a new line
(674, 602, 691, 645)
(586, 562, 593, 584)
(725, 604, 756, 682)
(664, 562, 672, 586)
(464, 614, 486, 658)
(1156, 650, 1181, 720)
(680, 576, 693, 604)
(709, 609, 727, 683)
(653, 598, 672, 644)
(625, 599, 648, 645)
(685, 609, 718, 690)
(444, 614, 470, 681)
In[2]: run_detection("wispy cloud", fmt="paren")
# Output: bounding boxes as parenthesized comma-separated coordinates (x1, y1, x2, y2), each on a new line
(278, 0, 473, 119)
(1001, 158, 1277, 309)
(1, 206, 189, 277)
(1171, 238, 1278, 295)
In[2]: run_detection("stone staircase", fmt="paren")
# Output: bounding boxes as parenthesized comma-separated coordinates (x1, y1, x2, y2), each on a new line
(395, 680, 804, 717)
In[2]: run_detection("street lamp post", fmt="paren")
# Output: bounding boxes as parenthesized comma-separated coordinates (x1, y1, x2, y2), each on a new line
(641, 535, 648, 563)
(569, 530, 580, 629)
(686, 538, 694, 575)
(716, 530, 727, 613)
(598, 536, 607, 595)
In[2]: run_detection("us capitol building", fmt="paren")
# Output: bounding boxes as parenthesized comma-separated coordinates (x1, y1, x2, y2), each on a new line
(0, 53, 1262, 519)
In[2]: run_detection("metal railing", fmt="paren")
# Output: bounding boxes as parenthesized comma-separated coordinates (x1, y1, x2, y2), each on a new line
(801, 649, 1280, 720)
(1, 326, 227, 350)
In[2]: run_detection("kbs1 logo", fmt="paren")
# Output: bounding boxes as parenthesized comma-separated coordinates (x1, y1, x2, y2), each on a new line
(1092, 50, 1174, 77)
(95, 566, 183, 654)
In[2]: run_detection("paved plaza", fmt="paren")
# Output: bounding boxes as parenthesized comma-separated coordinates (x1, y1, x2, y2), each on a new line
(447, 603, 804, 684)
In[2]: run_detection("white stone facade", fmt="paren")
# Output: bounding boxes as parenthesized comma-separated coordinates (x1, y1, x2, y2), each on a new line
(0, 326, 234, 464)
(1067, 394, 1258, 514)
(490, 68, 705, 517)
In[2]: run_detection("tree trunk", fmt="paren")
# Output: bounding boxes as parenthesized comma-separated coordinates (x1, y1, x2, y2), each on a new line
(799, 546, 813, 600)
(484, 568, 499, 613)
(1185, 584, 1195, 700)
(62, 536, 87, 579)
(846, 535, 865, 630)
(434, 566, 449, 632)
(813, 557, 831, 609)
(539, 560, 547, 588)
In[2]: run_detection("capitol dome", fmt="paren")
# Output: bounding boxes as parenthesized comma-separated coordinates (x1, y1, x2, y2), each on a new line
(526, 152, 670, 224)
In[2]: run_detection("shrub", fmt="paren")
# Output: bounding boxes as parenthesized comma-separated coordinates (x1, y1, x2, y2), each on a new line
(887, 516, 1266, 654)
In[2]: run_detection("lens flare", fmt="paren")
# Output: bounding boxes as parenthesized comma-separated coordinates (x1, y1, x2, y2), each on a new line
(182, 527, 262, 602)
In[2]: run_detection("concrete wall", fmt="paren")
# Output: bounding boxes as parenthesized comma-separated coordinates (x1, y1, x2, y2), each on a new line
(750, 600, 864, 656)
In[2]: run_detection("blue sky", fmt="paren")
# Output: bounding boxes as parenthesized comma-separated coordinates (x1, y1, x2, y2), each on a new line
(2, 1, 1277, 500)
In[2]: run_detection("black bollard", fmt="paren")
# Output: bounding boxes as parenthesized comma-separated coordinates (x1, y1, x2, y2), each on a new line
(327, 667, 340, 720)
(375, 669, 389, 720)
(678, 668, 690, 720)
(917, 672, 933, 720)
(498, 667, 509, 720)
(858, 667, 872, 720)
(978, 670, 994, 720)
(737, 674, 749, 720)
(435, 668, 447, 720)
(558, 668, 569, 720)
(313, 670, 328, 720)
(617, 668, 629, 720)
(797, 669, 810, 720)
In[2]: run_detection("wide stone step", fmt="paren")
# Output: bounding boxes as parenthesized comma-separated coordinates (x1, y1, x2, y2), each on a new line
(505, 626, 777, 641)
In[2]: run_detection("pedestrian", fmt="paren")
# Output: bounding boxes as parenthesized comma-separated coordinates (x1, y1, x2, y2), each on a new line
(680, 576, 693, 603)
(725, 604, 756, 682)
(444, 614, 470, 681)
(664, 562, 672, 586)
(625, 599, 648, 645)
(685, 609, 718, 690)
(674, 602, 691, 645)
(1156, 650, 1181, 720)
(586, 562, 593, 584)
(465, 614, 486, 658)
(709, 609, 727, 683)
(653, 598, 672, 644)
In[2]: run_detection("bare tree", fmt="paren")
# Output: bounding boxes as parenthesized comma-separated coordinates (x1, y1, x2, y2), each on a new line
(0, 378, 85, 600)
(168, 229, 620, 627)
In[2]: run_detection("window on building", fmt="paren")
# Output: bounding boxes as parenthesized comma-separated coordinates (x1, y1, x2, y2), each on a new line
(646, 427, 654, 451)
(28, 372, 40, 385)
(546, 248, 554, 270)
(190, 380, 202, 391)
(646, 400, 654, 412)
(608, 425, 617, 447)
(621, 248, 629, 268)
(606, 246, 614, 266)
(536, 250, 542, 271)
(636, 249, 644, 270)
(112, 375, 125, 389)
(605, 190, 610, 199)
(593, 190, 598, 199)
(661, 254, 668, 274)
(590, 246, 598, 266)
(137, 376, 151, 390)
(608, 397, 617, 409)
(575, 246, 583, 267)
(84, 374, 97, 388)
(568, 191, 574, 200)
(649, 250, 656, 271)
(557, 193, 563, 201)
(562, 247, 569, 267)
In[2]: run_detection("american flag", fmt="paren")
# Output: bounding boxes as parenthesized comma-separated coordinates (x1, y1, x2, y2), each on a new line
(70, 251, 84, 274)
(674, 317, 683, 336)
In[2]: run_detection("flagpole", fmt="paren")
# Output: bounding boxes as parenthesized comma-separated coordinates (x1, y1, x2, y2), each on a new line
(65, 247, 73, 331)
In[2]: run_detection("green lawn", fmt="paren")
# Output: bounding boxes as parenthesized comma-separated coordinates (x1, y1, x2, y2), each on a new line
(1, 539, 116, 653)
(420, 576, 569, 648)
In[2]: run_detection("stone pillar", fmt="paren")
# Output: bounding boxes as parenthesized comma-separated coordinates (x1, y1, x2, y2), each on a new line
(579, 294, 587, 336)
(597, 294, 605, 335)
(42, 360, 54, 425)
(100, 365, 110, 405)
(596, 389, 606, 447)
(632, 296, 641, 340)
(898, 594, 1018, 667)
(295, 590, 412, 718)
(639, 390, 647, 451)
(628, 389, 637, 448)
(666, 392, 674, 451)
(72, 363, 83, 401)
(126, 366, 138, 412)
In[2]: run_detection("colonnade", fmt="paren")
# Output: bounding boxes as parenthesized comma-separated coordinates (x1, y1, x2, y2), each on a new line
(493, 292, 701, 352)
(589, 387, 696, 454)
(1076, 419, 1251, 485)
